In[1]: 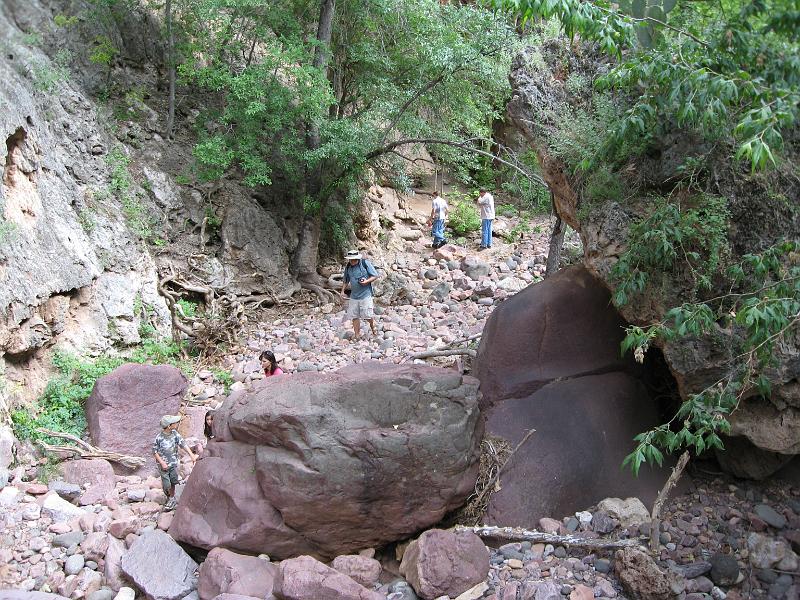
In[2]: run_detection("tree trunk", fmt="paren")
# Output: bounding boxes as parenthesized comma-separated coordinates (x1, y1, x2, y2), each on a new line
(545, 213, 565, 278)
(165, 0, 175, 138)
(292, 0, 337, 301)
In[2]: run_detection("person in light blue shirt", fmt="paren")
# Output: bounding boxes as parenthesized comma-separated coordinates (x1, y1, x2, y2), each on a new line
(339, 250, 380, 340)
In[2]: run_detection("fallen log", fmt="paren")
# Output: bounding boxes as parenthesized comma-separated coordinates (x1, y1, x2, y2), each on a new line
(35, 428, 146, 469)
(409, 347, 477, 360)
(458, 525, 640, 550)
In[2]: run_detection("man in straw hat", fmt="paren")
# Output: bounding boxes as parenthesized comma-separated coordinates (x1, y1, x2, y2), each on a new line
(340, 249, 380, 340)
(153, 415, 197, 511)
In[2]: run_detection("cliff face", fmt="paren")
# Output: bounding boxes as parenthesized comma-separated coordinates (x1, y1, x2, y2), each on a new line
(504, 41, 800, 478)
(0, 0, 303, 406)
(0, 0, 172, 404)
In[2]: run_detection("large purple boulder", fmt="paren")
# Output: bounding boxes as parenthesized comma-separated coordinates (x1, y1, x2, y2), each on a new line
(170, 363, 482, 559)
(85, 363, 187, 475)
(475, 265, 676, 525)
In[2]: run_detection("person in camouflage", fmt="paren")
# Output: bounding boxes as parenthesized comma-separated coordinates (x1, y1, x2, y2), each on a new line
(153, 415, 197, 510)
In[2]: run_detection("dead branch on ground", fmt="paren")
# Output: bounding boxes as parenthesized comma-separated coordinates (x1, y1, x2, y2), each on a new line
(459, 525, 639, 550)
(35, 428, 146, 469)
(409, 348, 477, 360)
(650, 450, 690, 552)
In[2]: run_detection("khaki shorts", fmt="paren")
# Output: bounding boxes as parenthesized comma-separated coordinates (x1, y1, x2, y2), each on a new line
(347, 297, 374, 319)
(160, 465, 179, 494)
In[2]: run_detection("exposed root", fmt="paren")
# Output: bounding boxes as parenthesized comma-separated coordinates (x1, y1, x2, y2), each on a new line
(299, 277, 337, 305)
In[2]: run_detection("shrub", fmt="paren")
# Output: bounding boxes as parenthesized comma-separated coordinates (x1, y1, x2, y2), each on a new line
(448, 199, 481, 236)
(11, 352, 124, 443)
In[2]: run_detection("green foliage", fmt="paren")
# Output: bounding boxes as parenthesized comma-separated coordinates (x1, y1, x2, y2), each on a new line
(621, 240, 800, 474)
(12, 334, 187, 445)
(508, 211, 535, 240)
(498, 151, 551, 214)
(583, 166, 625, 203)
(496, 203, 518, 218)
(497, 0, 800, 173)
(550, 92, 627, 172)
(31, 50, 72, 92)
(54, 14, 79, 27)
(176, 299, 199, 319)
(104, 147, 152, 239)
(0, 215, 17, 245)
(611, 195, 730, 306)
(77, 209, 96, 233)
(11, 352, 124, 444)
(178, 0, 514, 227)
(212, 368, 233, 394)
(89, 35, 117, 66)
(448, 198, 481, 236)
(204, 206, 222, 231)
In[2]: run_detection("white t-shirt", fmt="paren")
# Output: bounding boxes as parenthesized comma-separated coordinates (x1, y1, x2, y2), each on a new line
(478, 192, 495, 220)
(431, 195, 448, 220)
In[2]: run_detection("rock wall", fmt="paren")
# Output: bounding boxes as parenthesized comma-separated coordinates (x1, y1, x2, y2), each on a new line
(0, 0, 306, 409)
(0, 0, 171, 406)
(504, 40, 800, 478)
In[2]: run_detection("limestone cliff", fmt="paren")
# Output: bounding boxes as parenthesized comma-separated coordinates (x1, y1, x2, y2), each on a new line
(0, 0, 301, 406)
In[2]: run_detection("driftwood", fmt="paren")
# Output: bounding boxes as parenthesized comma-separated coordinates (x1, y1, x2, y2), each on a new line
(409, 347, 477, 360)
(406, 333, 483, 362)
(650, 450, 690, 552)
(459, 525, 640, 550)
(35, 428, 146, 469)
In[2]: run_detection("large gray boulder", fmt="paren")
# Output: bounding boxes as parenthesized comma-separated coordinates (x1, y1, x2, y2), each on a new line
(85, 364, 187, 475)
(170, 363, 482, 559)
(121, 529, 198, 600)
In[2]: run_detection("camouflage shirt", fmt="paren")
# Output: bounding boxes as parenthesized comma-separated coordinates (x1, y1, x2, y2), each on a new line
(152, 430, 187, 470)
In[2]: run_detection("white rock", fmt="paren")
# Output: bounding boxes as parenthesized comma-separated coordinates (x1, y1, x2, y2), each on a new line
(113, 587, 136, 600)
(575, 511, 593, 524)
(0, 485, 20, 506)
(597, 497, 650, 528)
(42, 491, 87, 522)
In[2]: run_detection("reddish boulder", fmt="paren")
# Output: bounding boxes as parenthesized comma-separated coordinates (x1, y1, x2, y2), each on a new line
(475, 265, 632, 409)
(399, 529, 489, 600)
(169, 442, 315, 559)
(273, 556, 383, 600)
(85, 364, 187, 475)
(475, 265, 678, 526)
(331, 555, 382, 588)
(179, 406, 209, 442)
(198, 548, 277, 600)
(172, 364, 482, 559)
(60, 459, 116, 506)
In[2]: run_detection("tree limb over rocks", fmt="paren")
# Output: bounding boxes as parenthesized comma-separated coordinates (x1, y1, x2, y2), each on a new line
(459, 525, 640, 550)
(35, 428, 146, 469)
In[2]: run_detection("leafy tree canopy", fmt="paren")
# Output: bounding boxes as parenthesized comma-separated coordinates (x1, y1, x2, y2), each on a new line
(179, 0, 516, 194)
(495, 0, 800, 171)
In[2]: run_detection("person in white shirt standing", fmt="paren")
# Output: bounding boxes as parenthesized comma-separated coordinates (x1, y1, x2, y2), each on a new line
(427, 191, 448, 249)
(477, 188, 495, 250)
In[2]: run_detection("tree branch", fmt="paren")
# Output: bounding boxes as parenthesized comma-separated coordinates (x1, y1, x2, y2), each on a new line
(367, 137, 548, 188)
(459, 525, 639, 549)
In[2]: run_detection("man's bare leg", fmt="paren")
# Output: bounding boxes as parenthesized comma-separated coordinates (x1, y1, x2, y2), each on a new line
(367, 318, 377, 336)
(352, 318, 361, 340)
